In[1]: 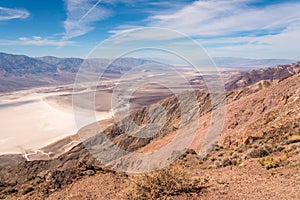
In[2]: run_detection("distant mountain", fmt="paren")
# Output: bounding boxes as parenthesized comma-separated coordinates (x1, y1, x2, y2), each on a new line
(189, 61, 300, 91)
(37, 56, 160, 74)
(0, 52, 57, 75)
(214, 57, 297, 70)
(0, 52, 299, 92)
(0, 52, 159, 92)
(225, 62, 300, 90)
(37, 56, 84, 73)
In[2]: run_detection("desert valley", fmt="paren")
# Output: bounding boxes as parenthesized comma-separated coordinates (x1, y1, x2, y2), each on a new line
(0, 52, 299, 199)
(1, 0, 300, 199)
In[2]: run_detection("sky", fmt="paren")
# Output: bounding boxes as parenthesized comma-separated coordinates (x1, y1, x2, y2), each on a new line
(0, 0, 300, 60)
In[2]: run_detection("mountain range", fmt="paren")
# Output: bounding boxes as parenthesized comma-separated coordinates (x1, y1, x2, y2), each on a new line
(0, 52, 158, 92)
(213, 57, 297, 70)
(0, 52, 298, 92)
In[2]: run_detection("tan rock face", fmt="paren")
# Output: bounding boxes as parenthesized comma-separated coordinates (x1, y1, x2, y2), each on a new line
(219, 72, 300, 148)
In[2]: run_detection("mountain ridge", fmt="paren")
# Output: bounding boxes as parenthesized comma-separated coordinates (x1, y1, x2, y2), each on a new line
(0, 52, 160, 92)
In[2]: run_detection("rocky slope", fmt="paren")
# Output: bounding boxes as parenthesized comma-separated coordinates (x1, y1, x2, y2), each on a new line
(0, 65, 299, 199)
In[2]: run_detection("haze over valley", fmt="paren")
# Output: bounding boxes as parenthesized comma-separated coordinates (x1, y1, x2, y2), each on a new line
(0, 52, 299, 158)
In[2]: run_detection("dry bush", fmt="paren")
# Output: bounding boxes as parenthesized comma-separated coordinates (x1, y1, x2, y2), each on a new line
(123, 166, 202, 200)
(257, 157, 288, 170)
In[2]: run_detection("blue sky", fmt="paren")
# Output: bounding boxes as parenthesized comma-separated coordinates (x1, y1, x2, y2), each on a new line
(0, 0, 300, 60)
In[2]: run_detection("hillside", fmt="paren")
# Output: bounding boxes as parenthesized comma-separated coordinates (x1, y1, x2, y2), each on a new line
(0, 68, 299, 199)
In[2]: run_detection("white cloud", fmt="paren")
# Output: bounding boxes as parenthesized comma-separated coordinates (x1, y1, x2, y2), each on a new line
(0, 36, 76, 47)
(62, 0, 191, 39)
(203, 25, 300, 59)
(110, 0, 300, 59)
(147, 0, 300, 37)
(108, 27, 185, 44)
(0, 7, 30, 20)
(63, 0, 112, 39)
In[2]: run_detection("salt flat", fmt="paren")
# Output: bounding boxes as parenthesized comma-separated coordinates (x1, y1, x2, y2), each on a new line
(0, 72, 200, 156)
(0, 85, 111, 155)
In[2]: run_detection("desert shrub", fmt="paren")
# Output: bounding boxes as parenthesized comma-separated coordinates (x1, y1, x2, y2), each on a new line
(287, 135, 300, 144)
(236, 147, 244, 153)
(124, 166, 202, 200)
(185, 149, 197, 155)
(210, 157, 216, 162)
(3, 188, 18, 195)
(249, 148, 268, 158)
(248, 145, 272, 158)
(257, 157, 287, 170)
(22, 186, 34, 195)
(273, 145, 285, 152)
(221, 158, 231, 167)
(216, 158, 242, 168)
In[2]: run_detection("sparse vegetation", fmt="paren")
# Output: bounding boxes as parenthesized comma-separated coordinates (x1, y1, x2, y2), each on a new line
(257, 157, 288, 170)
(210, 157, 217, 162)
(124, 166, 202, 200)
(22, 186, 34, 195)
(236, 147, 244, 153)
(3, 188, 18, 195)
(216, 157, 242, 168)
(287, 135, 300, 144)
(248, 145, 272, 158)
(96, 168, 113, 175)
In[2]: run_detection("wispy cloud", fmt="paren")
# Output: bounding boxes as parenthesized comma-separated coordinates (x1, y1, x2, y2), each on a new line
(96, 0, 300, 60)
(147, 0, 300, 37)
(63, 0, 112, 39)
(0, 7, 30, 20)
(0, 36, 76, 46)
(108, 0, 300, 59)
(62, 0, 193, 39)
(201, 22, 300, 59)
